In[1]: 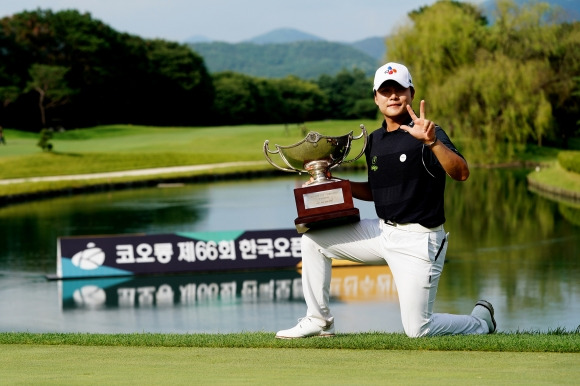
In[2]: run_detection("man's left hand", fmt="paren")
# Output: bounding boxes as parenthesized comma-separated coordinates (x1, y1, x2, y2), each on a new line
(400, 100, 436, 145)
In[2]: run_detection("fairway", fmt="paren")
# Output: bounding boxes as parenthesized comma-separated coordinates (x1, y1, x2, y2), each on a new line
(2, 345, 578, 384)
(0, 121, 375, 198)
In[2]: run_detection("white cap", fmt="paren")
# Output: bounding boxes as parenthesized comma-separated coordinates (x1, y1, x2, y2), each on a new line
(373, 62, 414, 92)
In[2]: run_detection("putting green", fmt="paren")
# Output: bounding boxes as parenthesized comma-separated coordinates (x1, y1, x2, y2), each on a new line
(2, 345, 578, 384)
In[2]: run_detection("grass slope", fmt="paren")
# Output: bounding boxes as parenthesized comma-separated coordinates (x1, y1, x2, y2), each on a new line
(527, 161, 580, 201)
(0, 122, 373, 176)
(0, 122, 374, 199)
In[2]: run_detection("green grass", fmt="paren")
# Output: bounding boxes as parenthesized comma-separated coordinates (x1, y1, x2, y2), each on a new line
(0, 121, 375, 160)
(3, 345, 577, 384)
(0, 151, 262, 178)
(0, 121, 371, 168)
(527, 161, 580, 196)
(1, 330, 579, 352)
(0, 125, 282, 177)
(0, 121, 375, 198)
(2, 331, 579, 384)
(0, 163, 272, 197)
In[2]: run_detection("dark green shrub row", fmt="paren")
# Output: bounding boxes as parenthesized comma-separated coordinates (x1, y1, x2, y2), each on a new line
(558, 151, 580, 174)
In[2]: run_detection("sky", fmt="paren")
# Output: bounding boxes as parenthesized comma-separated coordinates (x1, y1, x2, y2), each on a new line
(0, 0, 484, 43)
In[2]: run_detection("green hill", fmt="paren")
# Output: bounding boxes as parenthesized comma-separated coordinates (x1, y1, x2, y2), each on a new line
(246, 28, 324, 44)
(349, 37, 386, 61)
(188, 40, 381, 79)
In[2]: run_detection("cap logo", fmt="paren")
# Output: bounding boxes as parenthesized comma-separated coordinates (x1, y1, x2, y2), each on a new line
(385, 66, 397, 75)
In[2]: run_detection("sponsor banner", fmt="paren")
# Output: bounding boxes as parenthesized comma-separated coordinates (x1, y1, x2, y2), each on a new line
(61, 266, 397, 310)
(57, 229, 302, 279)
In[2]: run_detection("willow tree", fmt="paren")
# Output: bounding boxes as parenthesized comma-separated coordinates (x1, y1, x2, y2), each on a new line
(386, 0, 561, 163)
(430, 54, 553, 162)
(385, 1, 486, 100)
(544, 23, 580, 148)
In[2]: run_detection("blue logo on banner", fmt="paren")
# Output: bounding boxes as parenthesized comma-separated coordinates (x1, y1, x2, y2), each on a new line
(61, 257, 133, 278)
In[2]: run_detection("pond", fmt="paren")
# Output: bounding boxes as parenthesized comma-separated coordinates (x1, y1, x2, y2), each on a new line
(0, 168, 578, 334)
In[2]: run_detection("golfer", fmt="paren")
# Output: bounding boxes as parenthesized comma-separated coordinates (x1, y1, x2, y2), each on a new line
(276, 62, 496, 338)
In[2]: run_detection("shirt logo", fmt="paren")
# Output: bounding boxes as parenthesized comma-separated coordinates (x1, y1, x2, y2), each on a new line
(371, 155, 378, 171)
(400, 154, 407, 162)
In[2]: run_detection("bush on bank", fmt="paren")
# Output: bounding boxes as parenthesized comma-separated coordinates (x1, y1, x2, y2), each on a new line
(558, 150, 580, 174)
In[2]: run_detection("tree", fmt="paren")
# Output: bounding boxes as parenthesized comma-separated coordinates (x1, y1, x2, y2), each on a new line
(25, 64, 75, 128)
(430, 53, 552, 161)
(387, 0, 572, 162)
(0, 22, 27, 127)
(543, 22, 580, 147)
(142, 39, 215, 125)
(0, 86, 21, 109)
(209, 72, 329, 125)
(387, 0, 487, 98)
(572, 77, 580, 137)
(1, 9, 216, 128)
(317, 69, 376, 120)
(211, 72, 261, 125)
(274, 76, 328, 123)
(37, 128, 53, 151)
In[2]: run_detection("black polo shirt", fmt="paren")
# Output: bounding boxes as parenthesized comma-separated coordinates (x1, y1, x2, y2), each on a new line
(365, 120, 464, 228)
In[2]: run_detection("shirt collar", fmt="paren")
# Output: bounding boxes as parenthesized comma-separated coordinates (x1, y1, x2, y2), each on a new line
(381, 119, 414, 137)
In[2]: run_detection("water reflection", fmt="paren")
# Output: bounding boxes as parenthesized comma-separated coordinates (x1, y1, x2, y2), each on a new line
(0, 169, 578, 333)
(62, 265, 396, 310)
(441, 168, 579, 328)
(62, 270, 304, 310)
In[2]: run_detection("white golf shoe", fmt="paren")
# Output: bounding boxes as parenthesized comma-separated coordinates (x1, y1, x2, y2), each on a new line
(275, 317, 335, 339)
(471, 300, 497, 334)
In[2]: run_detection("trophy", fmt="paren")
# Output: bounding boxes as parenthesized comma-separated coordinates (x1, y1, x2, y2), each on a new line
(263, 125, 368, 233)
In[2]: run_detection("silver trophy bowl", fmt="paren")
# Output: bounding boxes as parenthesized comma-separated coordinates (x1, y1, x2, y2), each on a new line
(263, 125, 368, 184)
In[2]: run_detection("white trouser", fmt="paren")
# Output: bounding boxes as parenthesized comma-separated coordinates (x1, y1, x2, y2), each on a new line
(301, 218, 488, 337)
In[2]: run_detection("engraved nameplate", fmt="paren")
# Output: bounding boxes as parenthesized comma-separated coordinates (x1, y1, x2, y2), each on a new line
(303, 188, 344, 209)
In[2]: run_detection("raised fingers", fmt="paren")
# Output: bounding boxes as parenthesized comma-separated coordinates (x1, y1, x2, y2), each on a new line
(420, 99, 426, 119)
(406, 104, 418, 120)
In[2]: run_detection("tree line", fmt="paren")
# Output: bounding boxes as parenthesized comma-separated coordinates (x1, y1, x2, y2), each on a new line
(0, 1, 579, 162)
(0, 9, 375, 131)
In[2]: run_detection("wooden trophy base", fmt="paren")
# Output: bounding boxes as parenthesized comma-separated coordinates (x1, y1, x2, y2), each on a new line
(293, 179, 360, 233)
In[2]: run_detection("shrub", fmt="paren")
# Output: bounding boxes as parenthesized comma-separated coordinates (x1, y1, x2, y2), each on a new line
(558, 151, 580, 174)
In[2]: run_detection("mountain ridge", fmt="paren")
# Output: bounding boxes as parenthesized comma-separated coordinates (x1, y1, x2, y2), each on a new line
(246, 28, 325, 44)
(188, 40, 381, 79)
(184, 27, 386, 60)
(186, 27, 386, 79)
(185, 0, 579, 79)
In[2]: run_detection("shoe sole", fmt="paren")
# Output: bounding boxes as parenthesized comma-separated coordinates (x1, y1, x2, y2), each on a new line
(475, 300, 497, 333)
(275, 333, 336, 340)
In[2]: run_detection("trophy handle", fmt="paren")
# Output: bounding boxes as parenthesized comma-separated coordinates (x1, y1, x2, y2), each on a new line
(340, 124, 368, 165)
(263, 140, 299, 173)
